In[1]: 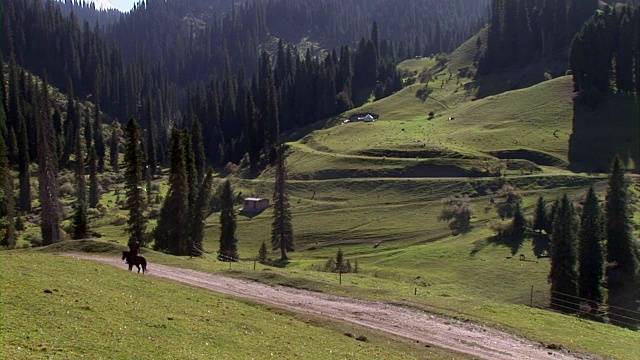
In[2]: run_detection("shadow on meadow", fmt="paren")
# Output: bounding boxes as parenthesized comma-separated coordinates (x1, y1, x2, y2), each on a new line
(471, 231, 551, 258)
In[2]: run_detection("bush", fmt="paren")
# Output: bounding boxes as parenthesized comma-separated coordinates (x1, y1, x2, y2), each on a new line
(221, 162, 239, 177)
(323, 257, 336, 272)
(59, 182, 75, 197)
(24, 233, 43, 247)
(494, 184, 522, 219)
(87, 208, 101, 217)
(440, 196, 474, 233)
(488, 220, 511, 237)
(96, 203, 108, 215)
(110, 214, 127, 226)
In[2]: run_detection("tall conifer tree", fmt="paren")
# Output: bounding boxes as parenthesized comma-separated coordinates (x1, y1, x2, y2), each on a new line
(605, 156, 639, 329)
(533, 196, 547, 233)
(38, 78, 61, 245)
(154, 129, 189, 255)
(110, 121, 120, 172)
(578, 185, 604, 307)
(17, 109, 30, 212)
(93, 92, 106, 172)
(61, 79, 79, 166)
(88, 144, 100, 208)
(0, 132, 17, 248)
(145, 97, 157, 176)
(271, 143, 294, 260)
(549, 194, 579, 313)
(191, 168, 214, 256)
(191, 117, 206, 186)
(123, 118, 146, 247)
(218, 179, 238, 261)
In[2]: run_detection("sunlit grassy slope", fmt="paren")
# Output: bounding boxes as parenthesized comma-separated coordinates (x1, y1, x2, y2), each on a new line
(1, 251, 470, 360)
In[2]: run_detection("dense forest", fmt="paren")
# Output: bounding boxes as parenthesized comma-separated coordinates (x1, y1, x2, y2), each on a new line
(2, 0, 489, 168)
(478, 0, 639, 76)
(56, 0, 122, 26)
(570, 3, 640, 97)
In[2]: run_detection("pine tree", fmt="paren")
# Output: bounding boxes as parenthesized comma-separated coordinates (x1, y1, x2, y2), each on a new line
(38, 78, 61, 245)
(545, 198, 559, 235)
(549, 194, 579, 313)
(258, 241, 268, 264)
(218, 179, 238, 261)
(17, 111, 31, 212)
(93, 96, 105, 172)
(123, 117, 146, 247)
(88, 144, 100, 208)
(578, 185, 604, 308)
(71, 200, 88, 240)
(110, 121, 120, 172)
(271, 144, 294, 260)
(7, 55, 21, 163)
(0, 132, 17, 248)
(191, 168, 214, 256)
(61, 79, 79, 167)
(52, 109, 63, 160)
(533, 196, 547, 233)
(191, 118, 206, 186)
(154, 129, 189, 255)
(83, 108, 92, 152)
(605, 156, 639, 329)
(74, 131, 86, 202)
(336, 248, 345, 273)
(145, 98, 157, 176)
(510, 201, 526, 237)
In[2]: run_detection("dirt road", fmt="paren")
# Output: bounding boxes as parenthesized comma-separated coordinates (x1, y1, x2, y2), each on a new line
(72, 255, 588, 360)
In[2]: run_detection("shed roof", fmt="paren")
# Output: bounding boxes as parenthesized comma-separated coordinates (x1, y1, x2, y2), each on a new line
(244, 197, 266, 202)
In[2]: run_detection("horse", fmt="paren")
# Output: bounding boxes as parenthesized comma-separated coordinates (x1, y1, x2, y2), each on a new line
(122, 251, 147, 274)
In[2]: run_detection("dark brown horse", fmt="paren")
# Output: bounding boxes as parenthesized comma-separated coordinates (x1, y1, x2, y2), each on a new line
(122, 251, 147, 274)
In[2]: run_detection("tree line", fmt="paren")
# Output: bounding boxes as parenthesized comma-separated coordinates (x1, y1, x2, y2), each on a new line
(569, 3, 640, 97)
(539, 157, 639, 330)
(479, 0, 599, 74)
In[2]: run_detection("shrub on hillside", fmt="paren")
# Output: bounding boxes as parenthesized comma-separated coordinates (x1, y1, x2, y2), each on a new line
(494, 184, 522, 219)
(59, 182, 75, 197)
(439, 196, 474, 233)
(110, 214, 127, 226)
(323, 249, 356, 273)
(24, 233, 43, 247)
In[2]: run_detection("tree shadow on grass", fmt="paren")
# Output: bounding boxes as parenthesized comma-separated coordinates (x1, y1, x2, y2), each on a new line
(531, 233, 551, 258)
(271, 258, 290, 268)
(487, 233, 526, 256)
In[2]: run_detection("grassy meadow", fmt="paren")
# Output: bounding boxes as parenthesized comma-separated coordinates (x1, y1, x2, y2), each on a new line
(1, 251, 473, 360)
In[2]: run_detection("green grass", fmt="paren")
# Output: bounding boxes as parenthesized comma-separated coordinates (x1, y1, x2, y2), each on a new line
(1, 252, 472, 360)
(397, 57, 437, 73)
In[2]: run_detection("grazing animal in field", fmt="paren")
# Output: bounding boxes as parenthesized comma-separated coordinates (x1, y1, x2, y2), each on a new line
(122, 251, 147, 274)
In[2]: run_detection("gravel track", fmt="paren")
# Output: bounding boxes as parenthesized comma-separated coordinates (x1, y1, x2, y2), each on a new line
(71, 255, 589, 360)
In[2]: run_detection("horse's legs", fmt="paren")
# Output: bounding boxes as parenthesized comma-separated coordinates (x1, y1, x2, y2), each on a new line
(136, 264, 141, 273)
(128, 263, 133, 271)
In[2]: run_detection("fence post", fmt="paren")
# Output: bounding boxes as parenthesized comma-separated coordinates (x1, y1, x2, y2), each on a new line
(339, 270, 342, 285)
(254, 261, 256, 271)
(530, 285, 534, 307)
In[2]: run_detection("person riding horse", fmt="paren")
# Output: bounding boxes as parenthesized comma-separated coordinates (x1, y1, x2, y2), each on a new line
(128, 240, 140, 264)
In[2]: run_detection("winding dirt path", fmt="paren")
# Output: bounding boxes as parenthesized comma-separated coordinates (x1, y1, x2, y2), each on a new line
(71, 255, 588, 360)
